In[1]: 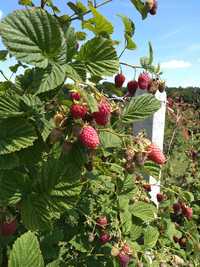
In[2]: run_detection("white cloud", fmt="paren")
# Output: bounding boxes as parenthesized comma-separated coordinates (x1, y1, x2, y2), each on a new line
(161, 60, 192, 69)
(0, 10, 3, 20)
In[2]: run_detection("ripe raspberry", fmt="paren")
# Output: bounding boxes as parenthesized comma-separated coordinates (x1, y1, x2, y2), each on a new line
(99, 232, 111, 244)
(127, 80, 138, 96)
(156, 193, 165, 202)
(70, 91, 81, 101)
(147, 143, 166, 165)
(138, 72, 151, 90)
(122, 243, 132, 255)
(182, 206, 193, 220)
(93, 100, 111, 126)
(79, 126, 100, 149)
(115, 73, 125, 88)
(143, 183, 151, 192)
(54, 113, 65, 127)
(0, 219, 17, 236)
(70, 104, 88, 119)
(96, 216, 108, 228)
(118, 251, 130, 267)
(149, 0, 158, 15)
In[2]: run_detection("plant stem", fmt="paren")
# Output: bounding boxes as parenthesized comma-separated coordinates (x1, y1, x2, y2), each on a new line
(118, 45, 127, 59)
(0, 70, 9, 81)
(120, 62, 143, 69)
(70, 0, 113, 21)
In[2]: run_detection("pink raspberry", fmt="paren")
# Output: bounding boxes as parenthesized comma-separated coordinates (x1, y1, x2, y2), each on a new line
(147, 143, 166, 165)
(99, 232, 111, 244)
(93, 100, 111, 126)
(138, 72, 151, 90)
(118, 251, 130, 267)
(70, 91, 81, 101)
(182, 206, 193, 220)
(70, 104, 88, 119)
(79, 126, 100, 149)
(115, 73, 125, 88)
(96, 216, 108, 228)
(127, 80, 138, 96)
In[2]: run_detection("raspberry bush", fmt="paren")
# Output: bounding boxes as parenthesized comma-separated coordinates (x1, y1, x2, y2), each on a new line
(0, 1, 199, 266)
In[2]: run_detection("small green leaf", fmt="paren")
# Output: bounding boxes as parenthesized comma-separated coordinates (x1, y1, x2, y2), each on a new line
(143, 161, 161, 179)
(129, 0, 148, 19)
(131, 201, 157, 222)
(130, 223, 143, 240)
(99, 130, 122, 148)
(144, 226, 159, 248)
(18, 0, 33, 6)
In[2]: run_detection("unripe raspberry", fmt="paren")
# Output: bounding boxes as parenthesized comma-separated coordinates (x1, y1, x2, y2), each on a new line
(156, 193, 165, 202)
(0, 218, 17, 236)
(143, 184, 151, 192)
(173, 236, 180, 243)
(70, 91, 81, 101)
(147, 143, 166, 165)
(79, 126, 100, 149)
(54, 113, 65, 127)
(127, 80, 138, 96)
(122, 243, 132, 255)
(173, 203, 182, 214)
(70, 104, 88, 119)
(138, 72, 151, 90)
(158, 80, 166, 93)
(118, 251, 130, 267)
(182, 206, 193, 220)
(96, 216, 108, 228)
(99, 232, 111, 244)
(88, 232, 95, 242)
(115, 73, 125, 88)
(147, 79, 159, 94)
(93, 99, 111, 126)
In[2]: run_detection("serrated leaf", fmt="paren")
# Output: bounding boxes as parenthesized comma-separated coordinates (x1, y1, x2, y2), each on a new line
(131, 201, 157, 222)
(65, 64, 83, 81)
(46, 260, 60, 267)
(70, 62, 87, 81)
(118, 14, 135, 36)
(122, 94, 161, 124)
(77, 37, 119, 76)
(8, 231, 44, 267)
(65, 27, 77, 62)
(99, 130, 122, 148)
(130, 0, 148, 19)
(0, 118, 37, 155)
(83, 6, 113, 35)
(144, 226, 159, 248)
(67, 1, 87, 16)
(0, 94, 24, 119)
(126, 35, 137, 50)
(0, 9, 66, 68)
(143, 161, 161, 179)
(130, 223, 143, 240)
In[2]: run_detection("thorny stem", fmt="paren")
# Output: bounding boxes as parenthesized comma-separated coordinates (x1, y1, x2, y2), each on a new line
(70, 0, 113, 21)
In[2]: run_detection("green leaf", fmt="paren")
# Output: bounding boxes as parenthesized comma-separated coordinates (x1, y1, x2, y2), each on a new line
(18, 0, 33, 6)
(77, 37, 119, 76)
(0, 94, 24, 119)
(65, 27, 77, 62)
(67, 1, 87, 16)
(46, 260, 60, 267)
(0, 153, 19, 170)
(0, 9, 66, 68)
(143, 161, 161, 179)
(81, 90, 98, 112)
(0, 50, 8, 61)
(0, 118, 37, 155)
(126, 35, 137, 50)
(8, 231, 44, 267)
(144, 226, 159, 248)
(129, 0, 148, 19)
(130, 223, 143, 240)
(122, 94, 161, 124)
(118, 15, 136, 50)
(99, 130, 122, 148)
(131, 201, 157, 222)
(83, 6, 113, 35)
(65, 64, 83, 82)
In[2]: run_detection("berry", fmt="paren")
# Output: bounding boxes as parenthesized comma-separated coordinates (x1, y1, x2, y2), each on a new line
(147, 143, 166, 165)
(118, 251, 130, 267)
(70, 91, 81, 101)
(93, 100, 111, 126)
(88, 232, 95, 242)
(124, 161, 135, 174)
(127, 80, 138, 96)
(173, 236, 180, 243)
(147, 79, 159, 94)
(99, 232, 111, 244)
(179, 238, 187, 248)
(0, 219, 17, 236)
(111, 246, 120, 257)
(97, 216, 108, 228)
(125, 148, 135, 162)
(173, 203, 181, 214)
(138, 72, 151, 90)
(149, 0, 158, 15)
(115, 73, 125, 88)
(143, 183, 151, 192)
(135, 152, 147, 166)
(156, 193, 165, 202)
(122, 243, 132, 255)
(70, 104, 88, 119)
(158, 80, 166, 93)
(79, 126, 100, 149)
(182, 206, 193, 220)
(54, 113, 65, 127)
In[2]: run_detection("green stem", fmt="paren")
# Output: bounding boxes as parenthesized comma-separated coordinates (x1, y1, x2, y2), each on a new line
(118, 46, 127, 59)
(120, 62, 143, 69)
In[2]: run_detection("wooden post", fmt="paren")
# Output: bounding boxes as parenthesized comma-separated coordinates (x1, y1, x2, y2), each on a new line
(133, 90, 167, 204)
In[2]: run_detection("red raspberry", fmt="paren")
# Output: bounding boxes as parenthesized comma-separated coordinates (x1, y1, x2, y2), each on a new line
(118, 251, 130, 267)
(0, 219, 17, 236)
(138, 72, 151, 90)
(127, 80, 138, 96)
(143, 183, 151, 192)
(147, 143, 166, 165)
(79, 126, 100, 149)
(173, 203, 182, 214)
(182, 206, 193, 220)
(156, 193, 165, 202)
(93, 100, 111, 126)
(115, 73, 125, 88)
(96, 216, 108, 228)
(70, 104, 88, 119)
(99, 232, 111, 244)
(149, 0, 158, 15)
(122, 243, 132, 255)
(70, 91, 81, 101)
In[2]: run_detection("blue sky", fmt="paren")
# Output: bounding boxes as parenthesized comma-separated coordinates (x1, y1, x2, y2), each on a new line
(0, 0, 200, 87)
